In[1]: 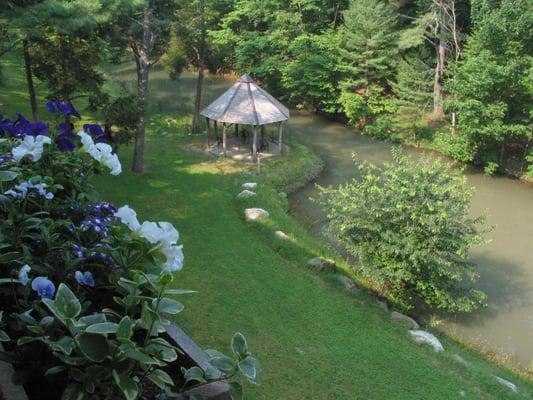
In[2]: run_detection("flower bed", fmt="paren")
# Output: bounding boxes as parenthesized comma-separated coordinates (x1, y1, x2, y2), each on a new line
(0, 103, 260, 400)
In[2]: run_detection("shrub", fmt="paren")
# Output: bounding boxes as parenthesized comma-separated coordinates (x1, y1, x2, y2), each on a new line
(317, 148, 489, 312)
(0, 103, 260, 400)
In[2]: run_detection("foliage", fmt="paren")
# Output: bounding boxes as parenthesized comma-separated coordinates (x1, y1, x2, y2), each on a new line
(317, 148, 489, 312)
(337, 0, 398, 125)
(280, 31, 341, 113)
(14, 0, 108, 101)
(446, 0, 533, 173)
(0, 104, 260, 399)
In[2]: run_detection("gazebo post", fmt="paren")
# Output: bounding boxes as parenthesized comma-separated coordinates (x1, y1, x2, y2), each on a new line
(205, 117, 211, 149)
(222, 123, 228, 157)
(214, 121, 218, 140)
(235, 124, 239, 137)
(252, 125, 258, 163)
(278, 122, 283, 155)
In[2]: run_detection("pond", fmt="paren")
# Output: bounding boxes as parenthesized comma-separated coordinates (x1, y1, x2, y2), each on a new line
(286, 110, 533, 367)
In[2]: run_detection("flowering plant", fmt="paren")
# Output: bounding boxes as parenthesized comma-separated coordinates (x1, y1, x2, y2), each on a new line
(0, 104, 261, 400)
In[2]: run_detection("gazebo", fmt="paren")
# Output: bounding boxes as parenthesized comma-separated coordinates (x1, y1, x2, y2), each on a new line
(201, 74, 290, 162)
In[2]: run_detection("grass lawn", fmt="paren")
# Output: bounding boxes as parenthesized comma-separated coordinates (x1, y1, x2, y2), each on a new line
(2, 57, 533, 399)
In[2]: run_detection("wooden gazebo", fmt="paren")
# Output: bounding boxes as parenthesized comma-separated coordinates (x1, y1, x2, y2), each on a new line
(201, 74, 290, 162)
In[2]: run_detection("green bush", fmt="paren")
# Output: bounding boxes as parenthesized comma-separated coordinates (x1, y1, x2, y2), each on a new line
(317, 148, 489, 312)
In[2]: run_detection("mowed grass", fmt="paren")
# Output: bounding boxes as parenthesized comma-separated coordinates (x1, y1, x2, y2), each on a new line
(2, 56, 533, 399)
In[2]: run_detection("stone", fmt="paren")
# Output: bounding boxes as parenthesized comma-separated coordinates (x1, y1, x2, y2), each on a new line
(391, 311, 420, 330)
(244, 208, 269, 222)
(338, 275, 359, 292)
(452, 353, 469, 367)
(236, 190, 256, 199)
(408, 330, 444, 352)
(459, 390, 466, 397)
(493, 376, 518, 393)
(307, 257, 337, 271)
(242, 182, 257, 190)
(274, 230, 292, 241)
(278, 191, 287, 198)
(376, 300, 389, 312)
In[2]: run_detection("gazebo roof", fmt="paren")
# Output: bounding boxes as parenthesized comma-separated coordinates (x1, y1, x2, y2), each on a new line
(200, 74, 289, 126)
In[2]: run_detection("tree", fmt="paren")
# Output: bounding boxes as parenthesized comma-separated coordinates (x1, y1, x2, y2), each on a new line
(106, 0, 175, 172)
(337, 0, 398, 125)
(172, 0, 232, 134)
(399, 0, 468, 118)
(281, 31, 341, 113)
(446, 0, 532, 173)
(317, 148, 488, 312)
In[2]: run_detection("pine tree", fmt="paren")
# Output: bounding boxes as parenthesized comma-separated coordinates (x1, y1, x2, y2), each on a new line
(338, 0, 398, 90)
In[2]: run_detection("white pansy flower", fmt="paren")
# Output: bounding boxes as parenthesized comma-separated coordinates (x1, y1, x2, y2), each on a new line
(95, 143, 122, 176)
(12, 135, 52, 162)
(114, 205, 141, 231)
(77, 132, 122, 175)
(18, 264, 31, 286)
(115, 205, 183, 271)
(161, 244, 184, 272)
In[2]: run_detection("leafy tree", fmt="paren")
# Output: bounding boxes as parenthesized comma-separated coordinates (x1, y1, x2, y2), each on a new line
(337, 0, 398, 125)
(172, 0, 232, 134)
(281, 31, 341, 113)
(399, 0, 469, 118)
(446, 0, 532, 172)
(13, 0, 107, 103)
(318, 148, 488, 312)
(105, 0, 175, 172)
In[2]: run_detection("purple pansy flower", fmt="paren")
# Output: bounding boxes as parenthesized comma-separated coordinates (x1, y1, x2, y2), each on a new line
(83, 123, 113, 144)
(31, 276, 55, 299)
(46, 100, 81, 118)
(75, 271, 95, 287)
(57, 122, 76, 152)
(0, 155, 13, 165)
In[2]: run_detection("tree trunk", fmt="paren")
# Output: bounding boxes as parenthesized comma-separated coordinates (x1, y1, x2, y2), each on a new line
(191, 0, 206, 134)
(132, 7, 152, 173)
(432, 38, 445, 118)
(192, 65, 204, 134)
(22, 39, 38, 121)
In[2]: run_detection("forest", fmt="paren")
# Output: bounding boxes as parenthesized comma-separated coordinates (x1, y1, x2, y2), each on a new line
(1, 0, 531, 176)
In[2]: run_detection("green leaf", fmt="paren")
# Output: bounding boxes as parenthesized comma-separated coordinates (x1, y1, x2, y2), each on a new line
(75, 332, 108, 362)
(147, 369, 174, 389)
(206, 349, 235, 373)
(49, 337, 75, 355)
(78, 313, 107, 327)
(45, 366, 66, 376)
(0, 330, 10, 342)
(119, 343, 159, 365)
(182, 366, 206, 384)
(62, 383, 85, 400)
(229, 382, 243, 400)
(0, 278, 20, 284)
(151, 298, 184, 315)
(112, 370, 138, 400)
(231, 332, 249, 358)
(238, 356, 261, 384)
(0, 171, 18, 182)
(116, 316, 133, 341)
(85, 322, 118, 334)
(55, 284, 82, 319)
(163, 289, 196, 295)
(145, 338, 178, 362)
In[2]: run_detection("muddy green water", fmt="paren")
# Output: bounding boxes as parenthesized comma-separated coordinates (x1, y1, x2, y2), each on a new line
(286, 111, 533, 367)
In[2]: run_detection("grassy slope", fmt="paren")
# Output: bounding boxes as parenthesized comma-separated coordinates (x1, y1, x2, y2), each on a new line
(1, 57, 532, 399)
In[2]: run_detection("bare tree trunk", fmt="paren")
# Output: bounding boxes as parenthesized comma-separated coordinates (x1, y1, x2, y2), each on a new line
(191, 0, 206, 134)
(432, 38, 445, 118)
(22, 39, 38, 121)
(192, 64, 204, 134)
(132, 7, 152, 173)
